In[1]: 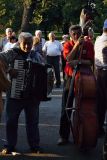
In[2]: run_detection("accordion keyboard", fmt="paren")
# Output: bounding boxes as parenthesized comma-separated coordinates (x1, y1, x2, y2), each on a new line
(10, 59, 26, 99)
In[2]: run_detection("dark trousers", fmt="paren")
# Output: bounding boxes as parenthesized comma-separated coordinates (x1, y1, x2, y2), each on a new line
(5, 97, 40, 149)
(96, 69, 107, 131)
(47, 55, 61, 86)
(59, 76, 74, 139)
(61, 55, 66, 80)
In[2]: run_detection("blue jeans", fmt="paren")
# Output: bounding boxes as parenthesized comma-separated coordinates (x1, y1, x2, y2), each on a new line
(5, 96, 40, 149)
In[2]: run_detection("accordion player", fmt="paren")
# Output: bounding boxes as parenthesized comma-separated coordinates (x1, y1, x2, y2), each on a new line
(10, 59, 54, 101)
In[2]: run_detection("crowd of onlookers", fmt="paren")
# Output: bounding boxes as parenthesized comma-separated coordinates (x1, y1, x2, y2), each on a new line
(0, 28, 65, 88)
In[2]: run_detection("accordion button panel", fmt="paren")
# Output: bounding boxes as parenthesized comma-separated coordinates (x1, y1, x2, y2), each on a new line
(10, 59, 26, 99)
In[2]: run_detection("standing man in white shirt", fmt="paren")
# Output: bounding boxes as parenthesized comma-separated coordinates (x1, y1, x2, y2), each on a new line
(42, 32, 63, 88)
(0, 28, 13, 51)
(94, 19, 107, 136)
(3, 36, 17, 51)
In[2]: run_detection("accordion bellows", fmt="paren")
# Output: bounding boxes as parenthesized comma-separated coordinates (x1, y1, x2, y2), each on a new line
(10, 59, 54, 100)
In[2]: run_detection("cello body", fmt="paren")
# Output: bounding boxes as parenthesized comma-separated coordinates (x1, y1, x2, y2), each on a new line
(72, 66, 98, 149)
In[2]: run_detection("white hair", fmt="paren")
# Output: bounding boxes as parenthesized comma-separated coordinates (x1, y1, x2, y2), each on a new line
(5, 28, 12, 34)
(18, 32, 33, 42)
(62, 34, 69, 39)
(35, 30, 42, 37)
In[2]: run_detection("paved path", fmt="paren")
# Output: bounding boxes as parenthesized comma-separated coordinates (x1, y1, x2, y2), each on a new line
(0, 83, 104, 160)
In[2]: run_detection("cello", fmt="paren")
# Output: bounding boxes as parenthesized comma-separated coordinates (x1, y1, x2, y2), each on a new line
(65, 42, 98, 149)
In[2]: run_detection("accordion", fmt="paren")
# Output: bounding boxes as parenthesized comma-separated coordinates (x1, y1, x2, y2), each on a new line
(10, 59, 54, 100)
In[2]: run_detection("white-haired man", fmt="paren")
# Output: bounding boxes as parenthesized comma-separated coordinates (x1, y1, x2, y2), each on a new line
(0, 28, 13, 51)
(0, 32, 44, 154)
(35, 30, 45, 47)
(34, 30, 46, 58)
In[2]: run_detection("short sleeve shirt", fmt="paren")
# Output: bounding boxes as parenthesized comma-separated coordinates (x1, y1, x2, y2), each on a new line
(63, 39, 94, 76)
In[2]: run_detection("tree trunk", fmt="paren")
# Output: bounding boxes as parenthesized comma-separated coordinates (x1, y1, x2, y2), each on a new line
(20, 0, 37, 32)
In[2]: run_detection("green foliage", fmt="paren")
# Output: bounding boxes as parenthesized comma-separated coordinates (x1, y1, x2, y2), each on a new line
(32, 0, 63, 31)
(0, 0, 23, 32)
(0, 0, 107, 35)
(93, 0, 107, 32)
(103, 0, 107, 5)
